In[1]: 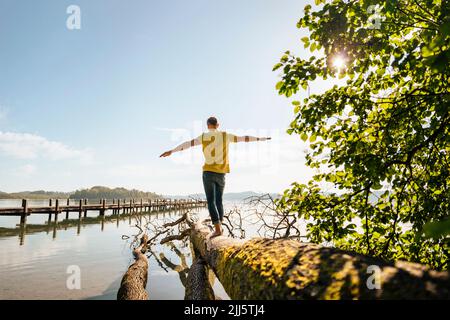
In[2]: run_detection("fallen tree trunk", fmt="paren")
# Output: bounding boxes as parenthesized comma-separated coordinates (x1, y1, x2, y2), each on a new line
(187, 218, 449, 299)
(117, 234, 149, 300)
(184, 257, 215, 300)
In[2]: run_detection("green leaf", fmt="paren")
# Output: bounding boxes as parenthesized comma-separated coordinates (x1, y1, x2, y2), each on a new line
(423, 219, 450, 239)
(372, 182, 382, 190)
(301, 133, 308, 141)
(275, 81, 283, 90)
(272, 63, 282, 71)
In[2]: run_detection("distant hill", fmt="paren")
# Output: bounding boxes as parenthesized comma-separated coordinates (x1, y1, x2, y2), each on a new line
(168, 191, 280, 201)
(70, 186, 161, 200)
(0, 187, 277, 201)
(0, 190, 71, 199)
(0, 192, 13, 199)
(0, 186, 162, 200)
(223, 191, 280, 201)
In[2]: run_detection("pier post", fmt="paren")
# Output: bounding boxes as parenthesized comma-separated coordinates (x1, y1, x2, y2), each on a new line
(48, 199, 52, 222)
(54, 199, 59, 223)
(65, 198, 70, 220)
(84, 199, 88, 218)
(20, 199, 28, 225)
(100, 199, 106, 216)
(78, 199, 83, 219)
(140, 198, 143, 213)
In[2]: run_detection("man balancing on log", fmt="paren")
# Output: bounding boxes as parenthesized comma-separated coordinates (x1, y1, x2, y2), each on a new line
(159, 116, 271, 238)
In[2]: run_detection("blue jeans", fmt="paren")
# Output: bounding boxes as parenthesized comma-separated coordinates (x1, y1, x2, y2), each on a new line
(202, 171, 225, 224)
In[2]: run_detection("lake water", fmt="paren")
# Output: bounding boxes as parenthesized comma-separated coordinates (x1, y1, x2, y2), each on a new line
(0, 199, 244, 300)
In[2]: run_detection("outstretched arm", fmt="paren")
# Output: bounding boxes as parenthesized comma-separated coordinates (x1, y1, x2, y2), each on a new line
(159, 137, 201, 157)
(235, 136, 271, 142)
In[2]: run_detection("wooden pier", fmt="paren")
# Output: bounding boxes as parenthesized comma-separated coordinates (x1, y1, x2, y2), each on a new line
(0, 198, 207, 225)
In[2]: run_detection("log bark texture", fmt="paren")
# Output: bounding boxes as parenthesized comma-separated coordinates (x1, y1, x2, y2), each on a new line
(117, 234, 149, 300)
(188, 219, 450, 300)
(184, 257, 215, 300)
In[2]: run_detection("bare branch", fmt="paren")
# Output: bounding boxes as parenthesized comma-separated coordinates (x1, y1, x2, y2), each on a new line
(160, 229, 191, 244)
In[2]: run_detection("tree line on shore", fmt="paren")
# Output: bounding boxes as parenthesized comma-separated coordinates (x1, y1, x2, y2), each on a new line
(0, 186, 162, 200)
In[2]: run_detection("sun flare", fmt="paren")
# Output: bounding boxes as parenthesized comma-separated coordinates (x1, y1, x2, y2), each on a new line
(332, 56, 346, 70)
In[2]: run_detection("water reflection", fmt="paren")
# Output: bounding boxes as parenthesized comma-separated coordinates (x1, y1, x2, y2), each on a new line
(0, 208, 183, 245)
(0, 198, 286, 300)
(158, 242, 190, 288)
(0, 204, 231, 300)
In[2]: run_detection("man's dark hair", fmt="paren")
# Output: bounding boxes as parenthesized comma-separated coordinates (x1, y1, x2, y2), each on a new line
(207, 116, 218, 126)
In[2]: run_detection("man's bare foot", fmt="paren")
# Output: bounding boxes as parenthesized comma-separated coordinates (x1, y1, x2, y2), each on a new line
(209, 230, 222, 238)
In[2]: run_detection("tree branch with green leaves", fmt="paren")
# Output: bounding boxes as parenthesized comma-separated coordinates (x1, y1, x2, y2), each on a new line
(274, 0, 449, 270)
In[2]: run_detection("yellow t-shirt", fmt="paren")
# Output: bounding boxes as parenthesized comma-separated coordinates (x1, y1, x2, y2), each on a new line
(198, 130, 237, 174)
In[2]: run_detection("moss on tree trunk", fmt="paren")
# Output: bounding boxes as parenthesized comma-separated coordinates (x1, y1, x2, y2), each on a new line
(188, 220, 449, 299)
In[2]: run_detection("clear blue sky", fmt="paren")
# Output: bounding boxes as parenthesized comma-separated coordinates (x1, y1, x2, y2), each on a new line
(0, 0, 336, 195)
